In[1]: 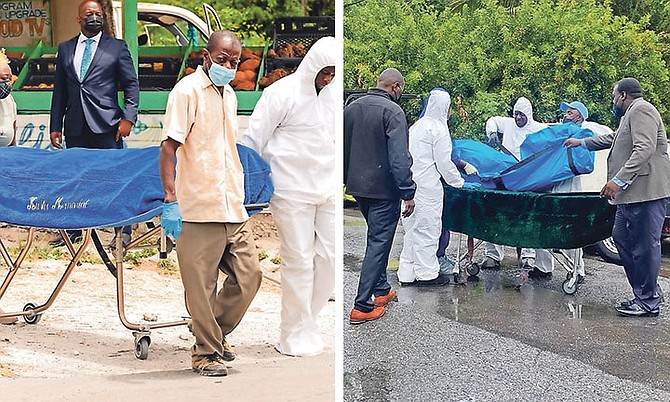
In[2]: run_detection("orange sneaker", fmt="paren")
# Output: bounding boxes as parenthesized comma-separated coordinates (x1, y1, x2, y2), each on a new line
(373, 289, 396, 307)
(349, 306, 385, 325)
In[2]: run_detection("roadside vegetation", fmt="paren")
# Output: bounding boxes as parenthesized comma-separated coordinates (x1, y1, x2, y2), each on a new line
(344, 0, 670, 136)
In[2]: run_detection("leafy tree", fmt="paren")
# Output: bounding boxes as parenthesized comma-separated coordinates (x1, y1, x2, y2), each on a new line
(344, 0, 670, 139)
(145, 0, 334, 45)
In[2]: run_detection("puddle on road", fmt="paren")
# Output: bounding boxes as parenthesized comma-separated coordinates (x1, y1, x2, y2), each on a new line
(395, 271, 670, 390)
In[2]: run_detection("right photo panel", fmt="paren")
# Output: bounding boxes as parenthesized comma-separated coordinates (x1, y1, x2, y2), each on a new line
(343, 0, 670, 400)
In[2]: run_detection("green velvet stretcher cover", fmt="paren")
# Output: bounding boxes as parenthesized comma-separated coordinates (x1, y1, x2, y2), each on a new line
(442, 185, 616, 249)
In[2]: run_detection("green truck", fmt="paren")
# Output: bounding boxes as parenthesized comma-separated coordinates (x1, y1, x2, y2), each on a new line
(2, 0, 333, 148)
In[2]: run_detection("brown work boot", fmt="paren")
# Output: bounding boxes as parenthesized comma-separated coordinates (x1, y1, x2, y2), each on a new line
(373, 289, 396, 307)
(192, 353, 228, 377)
(349, 306, 385, 325)
(221, 338, 236, 362)
(0, 308, 17, 325)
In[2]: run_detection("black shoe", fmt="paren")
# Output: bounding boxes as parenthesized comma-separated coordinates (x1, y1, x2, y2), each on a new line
(481, 257, 500, 270)
(576, 274, 585, 285)
(619, 299, 636, 308)
(49, 234, 82, 247)
(417, 274, 450, 287)
(527, 267, 552, 279)
(616, 302, 659, 317)
(399, 280, 416, 287)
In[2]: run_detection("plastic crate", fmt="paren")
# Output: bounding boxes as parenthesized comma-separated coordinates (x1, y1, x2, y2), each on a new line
(137, 57, 182, 75)
(264, 58, 300, 76)
(8, 58, 25, 76)
(20, 74, 54, 90)
(139, 74, 178, 90)
(272, 17, 334, 53)
(28, 58, 57, 75)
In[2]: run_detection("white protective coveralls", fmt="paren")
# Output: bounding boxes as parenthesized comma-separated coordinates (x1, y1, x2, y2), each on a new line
(240, 37, 338, 357)
(398, 90, 464, 282)
(484, 97, 551, 269)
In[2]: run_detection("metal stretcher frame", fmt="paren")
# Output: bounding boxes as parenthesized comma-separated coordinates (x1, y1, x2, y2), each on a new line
(442, 184, 617, 294)
(0, 204, 268, 360)
(0, 224, 185, 359)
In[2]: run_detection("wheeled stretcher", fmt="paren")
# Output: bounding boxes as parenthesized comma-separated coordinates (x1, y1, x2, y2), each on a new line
(441, 184, 616, 294)
(0, 145, 272, 359)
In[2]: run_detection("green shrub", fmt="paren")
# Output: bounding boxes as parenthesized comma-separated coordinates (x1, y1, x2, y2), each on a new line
(344, 0, 670, 137)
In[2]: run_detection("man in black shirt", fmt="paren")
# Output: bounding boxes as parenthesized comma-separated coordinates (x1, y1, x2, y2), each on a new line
(344, 68, 416, 324)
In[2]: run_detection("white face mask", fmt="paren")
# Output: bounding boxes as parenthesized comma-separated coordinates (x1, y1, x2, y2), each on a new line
(208, 55, 236, 87)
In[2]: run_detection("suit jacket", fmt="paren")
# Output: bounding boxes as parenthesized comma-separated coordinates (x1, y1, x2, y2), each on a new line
(584, 97, 670, 204)
(50, 33, 139, 137)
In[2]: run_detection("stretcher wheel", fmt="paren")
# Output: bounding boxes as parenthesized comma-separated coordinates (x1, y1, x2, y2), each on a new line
(135, 336, 151, 360)
(467, 263, 480, 277)
(562, 278, 577, 295)
(22, 302, 42, 324)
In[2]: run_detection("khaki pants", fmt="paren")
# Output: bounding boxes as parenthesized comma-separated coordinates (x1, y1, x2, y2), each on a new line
(177, 221, 262, 357)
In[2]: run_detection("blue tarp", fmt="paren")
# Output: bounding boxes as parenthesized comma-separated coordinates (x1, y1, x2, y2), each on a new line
(0, 145, 273, 229)
(451, 123, 595, 192)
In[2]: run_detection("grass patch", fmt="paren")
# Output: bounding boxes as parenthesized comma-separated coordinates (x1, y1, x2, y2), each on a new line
(158, 258, 178, 272)
(124, 248, 158, 265)
(258, 251, 269, 262)
(270, 256, 282, 265)
(9, 243, 63, 261)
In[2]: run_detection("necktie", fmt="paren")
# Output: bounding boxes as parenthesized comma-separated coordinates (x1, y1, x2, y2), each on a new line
(80, 38, 94, 81)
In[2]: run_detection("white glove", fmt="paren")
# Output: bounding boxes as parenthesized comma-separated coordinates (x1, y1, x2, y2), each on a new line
(463, 162, 478, 175)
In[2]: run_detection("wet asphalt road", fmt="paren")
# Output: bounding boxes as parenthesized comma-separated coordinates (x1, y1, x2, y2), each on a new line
(343, 208, 670, 401)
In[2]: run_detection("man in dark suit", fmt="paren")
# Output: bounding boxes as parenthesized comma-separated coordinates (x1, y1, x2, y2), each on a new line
(50, 0, 138, 149)
(566, 77, 670, 317)
(49, 0, 139, 245)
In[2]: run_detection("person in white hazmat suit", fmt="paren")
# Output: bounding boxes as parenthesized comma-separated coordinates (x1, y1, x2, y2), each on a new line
(482, 97, 553, 276)
(240, 36, 337, 357)
(397, 89, 465, 286)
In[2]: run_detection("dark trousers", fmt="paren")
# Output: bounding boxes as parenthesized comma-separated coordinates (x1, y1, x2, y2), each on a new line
(612, 197, 669, 311)
(437, 228, 450, 258)
(65, 120, 130, 236)
(354, 197, 400, 312)
(64, 119, 123, 149)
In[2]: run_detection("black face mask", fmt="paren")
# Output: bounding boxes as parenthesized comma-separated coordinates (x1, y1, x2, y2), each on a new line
(84, 15, 103, 34)
(0, 81, 11, 100)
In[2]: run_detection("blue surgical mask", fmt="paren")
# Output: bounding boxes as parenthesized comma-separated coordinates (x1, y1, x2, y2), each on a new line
(0, 81, 11, 100)
(208, 55, 236, 87)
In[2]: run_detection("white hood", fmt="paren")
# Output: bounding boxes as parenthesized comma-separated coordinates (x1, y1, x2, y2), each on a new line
(423, 90, 451, 126)
(513, 96, 533, 123)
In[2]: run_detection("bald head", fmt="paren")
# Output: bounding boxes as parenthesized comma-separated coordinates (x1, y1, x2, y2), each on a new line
(376, 68, 404, 102)
(207, 30, 241, 52)
(377, 68, 404, 88)
(203, 30, 242, 77)
(78, 0, 101, 15)
(77, 0, 103, 36)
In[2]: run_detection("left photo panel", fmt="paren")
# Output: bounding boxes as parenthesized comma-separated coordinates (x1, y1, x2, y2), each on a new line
(0, 0, 340, 400)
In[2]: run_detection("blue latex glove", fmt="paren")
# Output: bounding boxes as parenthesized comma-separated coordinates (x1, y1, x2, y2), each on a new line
(462, 182, 481, 189)
(161, 201, 182, 240)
